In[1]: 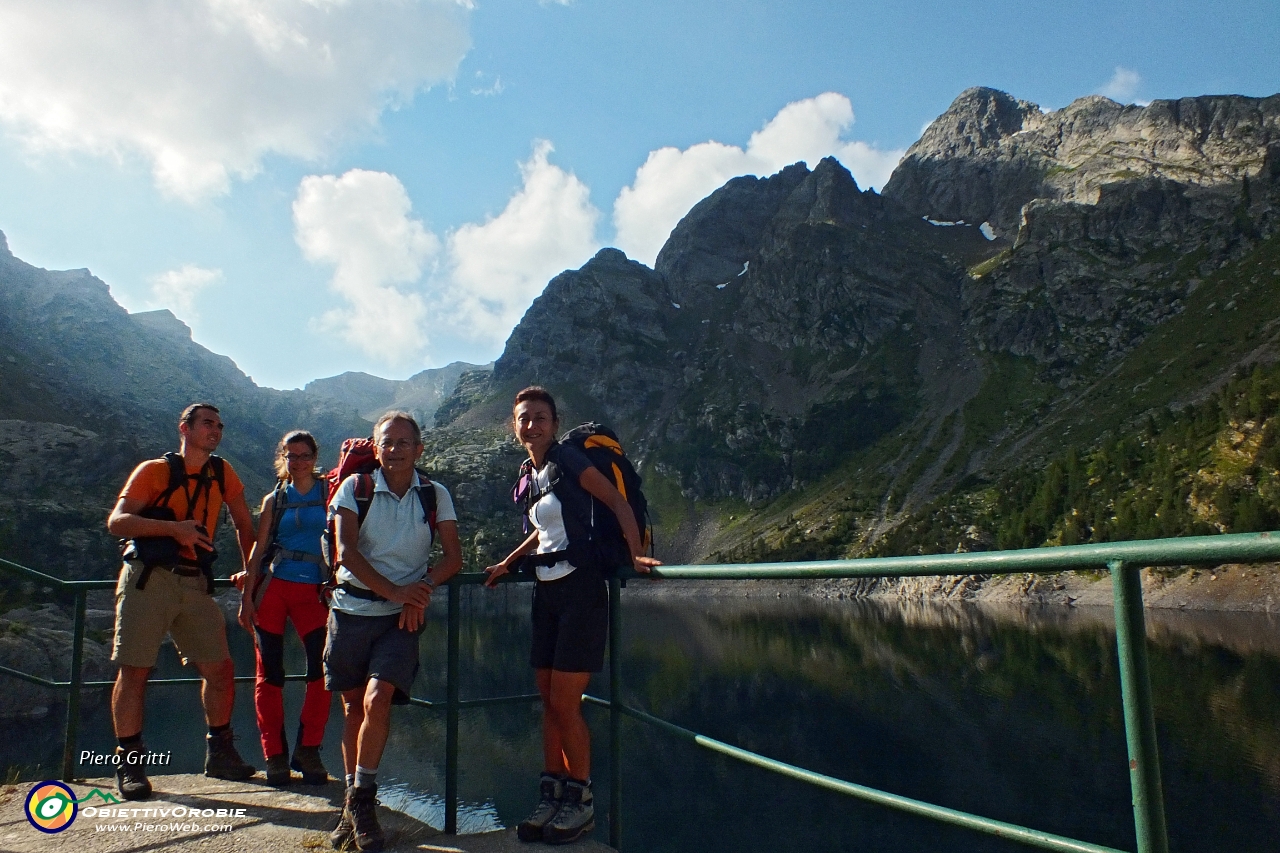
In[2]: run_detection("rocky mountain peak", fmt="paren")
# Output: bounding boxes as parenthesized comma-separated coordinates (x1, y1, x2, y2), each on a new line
(655, 162, 810, 297)
(129, 309, 193, 340)
(885, 88, 1280, 238)
(913, 87, 1042, 158)
(771, 156, 869, 227)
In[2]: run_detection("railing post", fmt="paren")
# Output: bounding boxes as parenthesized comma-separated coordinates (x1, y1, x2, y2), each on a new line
(1109, 560, 1170, 853)
(445, 578, 461, 834)
(61, 589, 87, 782)
(609, 577, 622, 849)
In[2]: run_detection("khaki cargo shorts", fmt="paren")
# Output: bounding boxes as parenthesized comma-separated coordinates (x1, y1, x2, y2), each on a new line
(112, 560, 231, 668)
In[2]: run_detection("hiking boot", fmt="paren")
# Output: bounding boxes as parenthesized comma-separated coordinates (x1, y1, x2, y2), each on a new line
(114, 746, 152, 801)
(204, 729, 256, 780)
(516, 773, 564, 842)
(265, 753, 292, 786)
(347, 785, 384, 852)
(542, 778, 594, 845)
(291, 744, 331, 785)
(329, 793, 355, 850)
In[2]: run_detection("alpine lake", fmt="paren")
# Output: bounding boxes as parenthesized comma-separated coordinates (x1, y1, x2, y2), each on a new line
(16, 581, 1280, 853)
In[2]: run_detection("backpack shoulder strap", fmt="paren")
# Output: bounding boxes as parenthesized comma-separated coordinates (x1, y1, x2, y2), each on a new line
(354, 473, 375, 525)
(266, 479, 289, 544)
(415, 469, 438, 535)
(207, 454, 226, 495)
(155, 452, 186, 508)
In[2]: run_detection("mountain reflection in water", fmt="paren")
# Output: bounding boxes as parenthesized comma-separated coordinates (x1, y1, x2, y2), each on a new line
(13, 587, 1280, 852)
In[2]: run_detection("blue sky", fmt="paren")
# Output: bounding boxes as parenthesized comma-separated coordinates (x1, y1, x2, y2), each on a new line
(0, 0, 1277, 390)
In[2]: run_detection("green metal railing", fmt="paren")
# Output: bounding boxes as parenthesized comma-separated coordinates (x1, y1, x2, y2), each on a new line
(5, 531, 1280, 852)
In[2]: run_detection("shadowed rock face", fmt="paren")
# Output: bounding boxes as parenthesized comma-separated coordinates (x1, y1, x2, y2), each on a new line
(884, 86, 1280, 238)
(479, 157, 990, 503)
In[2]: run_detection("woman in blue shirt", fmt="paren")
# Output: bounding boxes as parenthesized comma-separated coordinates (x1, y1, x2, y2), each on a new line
(239, 430, 333, 786)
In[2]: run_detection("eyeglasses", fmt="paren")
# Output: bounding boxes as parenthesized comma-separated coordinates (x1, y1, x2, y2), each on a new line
(377, 439, 419, 452)
(284, 453, 315, 462)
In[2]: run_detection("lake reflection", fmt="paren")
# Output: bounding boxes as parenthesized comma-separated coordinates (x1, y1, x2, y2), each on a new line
(22, 587, 1280, 853)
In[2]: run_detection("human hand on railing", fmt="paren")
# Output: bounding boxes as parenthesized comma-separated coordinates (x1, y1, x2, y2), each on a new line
(483, 561, 509, 589)
(633, 555, 662, 576)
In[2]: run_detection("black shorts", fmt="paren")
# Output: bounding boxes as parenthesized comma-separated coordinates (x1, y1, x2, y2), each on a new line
(322, 609, 421, 704)
(530, 567, 609, 673)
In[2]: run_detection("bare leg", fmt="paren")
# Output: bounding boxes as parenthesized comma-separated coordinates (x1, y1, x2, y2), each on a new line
(340, 688, 365, 780)
(111, 665, 152, 737)
(544, 670, 592, 779)
(354, 679, 397, 770)
(194, 658, 236, 727)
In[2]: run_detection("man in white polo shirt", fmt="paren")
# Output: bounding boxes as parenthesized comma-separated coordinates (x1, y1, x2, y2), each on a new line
(323, 411, 462, 852)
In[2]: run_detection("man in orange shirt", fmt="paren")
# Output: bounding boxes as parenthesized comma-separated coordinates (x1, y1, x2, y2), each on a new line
(106, 403, 258, 799)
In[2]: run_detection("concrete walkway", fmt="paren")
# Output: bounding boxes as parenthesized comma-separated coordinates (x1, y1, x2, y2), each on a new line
(0, 775, 615, 853)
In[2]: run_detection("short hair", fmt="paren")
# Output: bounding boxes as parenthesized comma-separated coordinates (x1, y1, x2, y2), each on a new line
(179, 403, 220, 427)
(373, 410, 422, 444)
(273, 430, 319, 480)
(513, 386, 558, 422)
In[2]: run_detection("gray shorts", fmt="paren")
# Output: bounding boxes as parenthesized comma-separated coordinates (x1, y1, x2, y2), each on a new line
(322, 609, 421, 704)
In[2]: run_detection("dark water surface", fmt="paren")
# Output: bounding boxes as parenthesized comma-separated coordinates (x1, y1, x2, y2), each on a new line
(13, 587, 1280, 852)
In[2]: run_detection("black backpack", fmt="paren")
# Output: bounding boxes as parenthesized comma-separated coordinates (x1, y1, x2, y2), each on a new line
(512, 423, 652, 578)
(120, 451, 226, 593)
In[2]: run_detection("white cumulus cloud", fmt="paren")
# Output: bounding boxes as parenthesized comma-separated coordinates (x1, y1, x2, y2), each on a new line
(294, 169, 441, 365)
(148, 264, 222, 318)
(0, 0, 471, 201)
(294, 144, 599, 366)
(1098, 66, 1145, 104)
(612, 92, 905, 265)
(444, 140, 600, 344)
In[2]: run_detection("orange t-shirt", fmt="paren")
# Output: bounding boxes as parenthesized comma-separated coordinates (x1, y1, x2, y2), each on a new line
(119, 456, 245, 562)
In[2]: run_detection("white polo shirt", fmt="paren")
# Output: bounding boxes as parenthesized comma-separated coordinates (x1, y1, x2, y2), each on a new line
(330, 469, 457, 617)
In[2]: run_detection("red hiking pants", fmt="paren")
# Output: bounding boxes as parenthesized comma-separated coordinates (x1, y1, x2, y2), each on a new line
(253, 577, 332, 758)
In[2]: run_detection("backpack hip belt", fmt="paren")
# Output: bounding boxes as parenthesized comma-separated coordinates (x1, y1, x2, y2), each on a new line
(335, 581, 389, 602)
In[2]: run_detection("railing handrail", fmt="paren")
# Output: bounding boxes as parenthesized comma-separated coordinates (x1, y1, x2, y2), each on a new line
(4, 531, 1271, 852)
(639, 530, 1280, 578)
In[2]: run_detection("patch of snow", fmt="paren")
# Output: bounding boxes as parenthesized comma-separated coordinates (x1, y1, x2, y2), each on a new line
(737, 262, 749, 276)
(716, 283, 727, 290)
(980, 222, 997, 241)
(925, 217, 966, 226)
(671, 302, 680, 309)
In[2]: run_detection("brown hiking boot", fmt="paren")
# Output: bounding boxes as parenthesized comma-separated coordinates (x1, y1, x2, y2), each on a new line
(329, 792, 355, 850)
(114, 745, 152, 801)
(291, 744, 331, 785)
(347, 785, 384, 852)
(265, 753, 292, 786)
(204, 729, 256, 780)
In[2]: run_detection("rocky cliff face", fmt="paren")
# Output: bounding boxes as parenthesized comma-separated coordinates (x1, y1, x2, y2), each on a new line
(449, 156, 992, 511)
